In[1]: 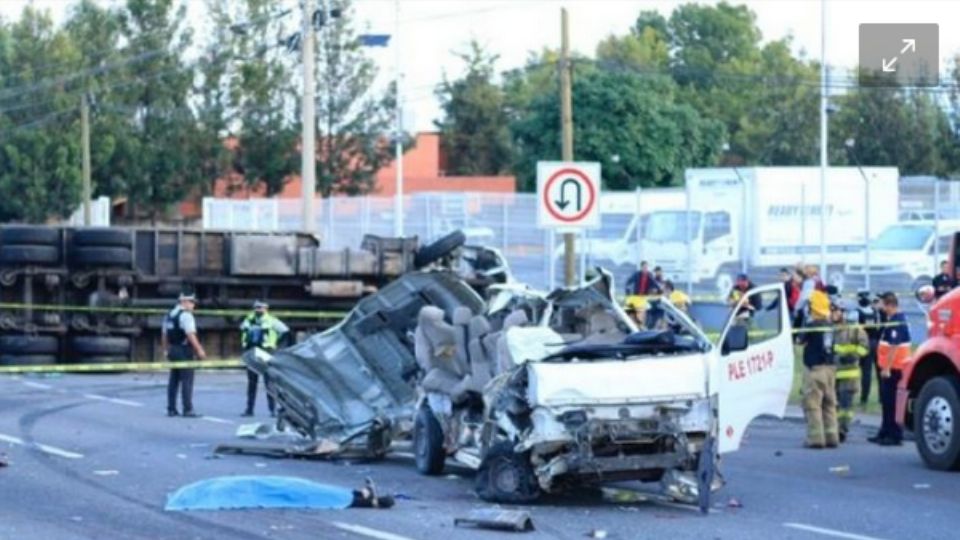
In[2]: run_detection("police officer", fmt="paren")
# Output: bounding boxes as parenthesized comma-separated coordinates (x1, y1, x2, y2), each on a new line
(163, 293, 206, 417)
(856, 290, 882, 407)
(240, 300, 289, 417)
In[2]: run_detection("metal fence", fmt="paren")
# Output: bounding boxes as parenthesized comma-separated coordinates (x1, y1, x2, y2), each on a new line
(203, 173, 958, 299)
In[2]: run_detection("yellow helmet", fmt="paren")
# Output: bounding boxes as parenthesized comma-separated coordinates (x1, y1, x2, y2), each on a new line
(624, 295, 649, 311)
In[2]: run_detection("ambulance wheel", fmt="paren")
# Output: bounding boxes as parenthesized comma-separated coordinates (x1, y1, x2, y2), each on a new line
(915, 376, 960, 471)
(414, 406, 445, 475)
(475, 441, 541, 503)
(911, 276, 933, 292)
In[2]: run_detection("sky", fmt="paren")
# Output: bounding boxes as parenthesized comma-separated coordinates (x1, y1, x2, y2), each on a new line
(2, 0, 958, 131)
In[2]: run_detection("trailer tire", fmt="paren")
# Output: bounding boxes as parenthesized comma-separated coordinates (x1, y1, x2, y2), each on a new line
(914, 376, 960, 471)
(414, 231, 466, 268)
(70, 356, 129, 366)
(73, 247, 132, 267)
(476, 441, 541, 504)
(0, 335, 59, 355)
(1, 226, 59, 246)
(0, 245, 60, 265)
(413, 406, 446, 475)
(73, 229, 133, 248)
(0, 354, 57, 367)
(70, 336, 131, 356)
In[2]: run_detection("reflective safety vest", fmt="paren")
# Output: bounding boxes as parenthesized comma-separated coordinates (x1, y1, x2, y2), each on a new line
(241, 313, 282, 350)
(877, 341, 910, 371)
(833, 326, 868, 380)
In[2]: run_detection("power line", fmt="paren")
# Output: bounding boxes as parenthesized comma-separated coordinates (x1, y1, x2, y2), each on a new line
(0, 109, 77, 138)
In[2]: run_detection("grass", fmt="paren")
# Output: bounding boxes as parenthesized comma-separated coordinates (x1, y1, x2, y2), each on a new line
(789, 345, 883, 416)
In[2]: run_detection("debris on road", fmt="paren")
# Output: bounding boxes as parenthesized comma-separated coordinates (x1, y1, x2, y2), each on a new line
(726, 497, 743, 508)
(774, 450, 783, 457)
(829, 465, 851, 476)
(587, 529, 608, 539)
(236, 422, 275, 440)
(0, 457, 7, 468)
(166, 476, 395, 511)
(914, 483, 932, 489)
(454, 508, 535, 532)
(601, 487, 648, 504)
(93, 470, 119, 476)
(213, 439, 341, 460)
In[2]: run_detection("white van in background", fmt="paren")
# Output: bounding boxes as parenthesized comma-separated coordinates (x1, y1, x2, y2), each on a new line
(845, 220, 960, 289)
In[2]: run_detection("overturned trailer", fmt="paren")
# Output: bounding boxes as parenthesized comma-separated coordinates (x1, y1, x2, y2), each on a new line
(251, 265, 795, 507)
(0, 225, 486, 366)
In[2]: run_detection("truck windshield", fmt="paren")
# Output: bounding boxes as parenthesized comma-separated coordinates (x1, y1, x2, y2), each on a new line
(595, 213, 635, 240)
(870, 225, 933, 250)
(645, 211, 701, 242)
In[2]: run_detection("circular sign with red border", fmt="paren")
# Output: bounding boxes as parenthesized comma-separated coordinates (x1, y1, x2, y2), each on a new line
(542, 167, 597, 223)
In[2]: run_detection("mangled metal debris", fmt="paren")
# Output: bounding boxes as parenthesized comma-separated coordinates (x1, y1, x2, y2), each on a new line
(251, 233, 796, 508)
(454, 508, 535, 532)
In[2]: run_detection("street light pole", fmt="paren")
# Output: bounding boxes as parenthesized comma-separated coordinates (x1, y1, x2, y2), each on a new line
(846, 138, 871, 290)
(818, 0, 828, 279)
(301, 0, 317, 233)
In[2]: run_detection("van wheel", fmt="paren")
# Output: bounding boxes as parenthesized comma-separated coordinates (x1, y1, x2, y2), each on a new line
(911, 276, 933, 292)
(475, 441, 541, 503)
(414, 406, 445, 475)
(915, 377, 960, 470)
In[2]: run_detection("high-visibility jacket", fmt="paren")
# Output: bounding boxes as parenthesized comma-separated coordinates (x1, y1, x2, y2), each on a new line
(877, 312, 911, 370)
(833, 326, 869, 380)
(877, 342, 911, 371)
(240, 313, 286, 350)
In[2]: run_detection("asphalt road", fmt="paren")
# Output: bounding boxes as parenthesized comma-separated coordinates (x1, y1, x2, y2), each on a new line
(1, 372, 957, 540)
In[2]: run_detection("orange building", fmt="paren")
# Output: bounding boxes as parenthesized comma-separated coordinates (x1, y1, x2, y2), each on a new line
(179, 132, 516, 219)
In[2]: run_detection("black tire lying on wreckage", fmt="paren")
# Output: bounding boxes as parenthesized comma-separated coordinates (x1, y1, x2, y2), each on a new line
(414, 230, 466, 268)
(475, 441, 541, 504)
(414, 406, 446, 475)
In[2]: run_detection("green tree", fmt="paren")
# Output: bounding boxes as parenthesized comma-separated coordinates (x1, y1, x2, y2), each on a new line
(314, 0, 397, 196)
(510, 67, 723, 191)
(0, 8, 83, 222)
(596, 10, 669, 71)
(435, 41, 513, 175)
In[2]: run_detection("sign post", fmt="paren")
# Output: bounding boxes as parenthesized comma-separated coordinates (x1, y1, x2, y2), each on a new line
(537, 161, 602, 285)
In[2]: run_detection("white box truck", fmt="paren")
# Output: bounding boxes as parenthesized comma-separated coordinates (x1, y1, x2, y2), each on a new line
(644, 167, 900, 295)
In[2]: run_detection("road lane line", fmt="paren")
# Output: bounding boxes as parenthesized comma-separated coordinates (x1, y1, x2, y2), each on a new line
(201, 416, 235, 425)
(784, 522, 889, 540)
(82, 393, 144, 407)
(330, 522, 416, 540)
(21, 381, 52, 390)
(0, 433, 84, 459)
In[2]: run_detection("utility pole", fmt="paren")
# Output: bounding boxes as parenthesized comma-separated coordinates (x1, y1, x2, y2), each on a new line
(301, 0, 317, 233)
(818, 0, 828, 279)
(560, 8, 575, 287)
(81, 93, 91, 226)
(393, 0, 404, 237)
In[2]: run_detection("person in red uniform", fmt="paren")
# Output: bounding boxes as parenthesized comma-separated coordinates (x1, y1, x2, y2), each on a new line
(868, 292, 911, 446)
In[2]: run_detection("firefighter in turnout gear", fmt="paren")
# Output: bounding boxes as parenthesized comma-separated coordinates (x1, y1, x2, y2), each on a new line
(831, 303, 869, 442)
(797, 289, 839, 449)
(240, 300, 289, 417)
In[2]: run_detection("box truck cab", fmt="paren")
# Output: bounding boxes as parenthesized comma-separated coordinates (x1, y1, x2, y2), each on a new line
(900, 230, 960, 470)
(646, 167, 900, 295)
(845, 220, 959, 290)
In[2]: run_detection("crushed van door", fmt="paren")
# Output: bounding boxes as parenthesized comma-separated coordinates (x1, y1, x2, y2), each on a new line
(715, 284, 794, 453)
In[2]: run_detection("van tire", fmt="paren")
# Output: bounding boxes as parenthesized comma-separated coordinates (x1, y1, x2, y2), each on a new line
(413, 406, 446, 475)
(915, 376, 960, 471)
(414, 231, 466, 268)
(475, 441, 541, 503)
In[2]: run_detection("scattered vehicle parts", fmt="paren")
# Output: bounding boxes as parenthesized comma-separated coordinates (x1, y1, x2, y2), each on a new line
(454, 508, 535, 532)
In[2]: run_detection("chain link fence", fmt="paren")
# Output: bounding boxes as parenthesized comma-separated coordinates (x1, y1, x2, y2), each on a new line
(202, 174, 958, 301)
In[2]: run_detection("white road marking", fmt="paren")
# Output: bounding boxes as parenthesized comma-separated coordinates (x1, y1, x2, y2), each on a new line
(21, 381, 52, 390)
(330, 522, 416, 540)
(0, 433, 84, 459)
(81, 393, 144, 407)
(201, 416, 235, 425)
(784, 522, 889, 540)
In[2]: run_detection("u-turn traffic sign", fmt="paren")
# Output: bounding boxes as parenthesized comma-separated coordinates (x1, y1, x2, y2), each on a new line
(537, 161, 601, 229)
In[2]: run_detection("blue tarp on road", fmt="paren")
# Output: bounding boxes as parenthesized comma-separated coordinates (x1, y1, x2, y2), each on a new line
(165, 475, 354, 511)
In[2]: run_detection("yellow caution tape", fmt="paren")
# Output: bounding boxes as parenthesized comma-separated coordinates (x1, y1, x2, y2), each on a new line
(0, 302, 348, 320)
(0, 359, 244, 374)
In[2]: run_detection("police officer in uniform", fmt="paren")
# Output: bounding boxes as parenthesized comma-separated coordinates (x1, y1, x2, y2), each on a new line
(163, 293, 206, 417)
(856, 290, 882, 407)
(240, 300, 289, 417)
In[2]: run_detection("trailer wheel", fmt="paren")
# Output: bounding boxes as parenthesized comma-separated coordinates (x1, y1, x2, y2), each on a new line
(70, 356, 129, 366)
(1, 226, 59, 246)
(476, 441, 541, 504)
(0, 335, 59, 355)
(414, 231, 466, 268)
(0, 354, 57, 367)
(70, 336, 131, 356)
(73, 247, 132, 267)
(73, 229, 133, 248)
(915, 376, 960, 471)
(414, 406, 446, 475)
(0, 245, 60, 265)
